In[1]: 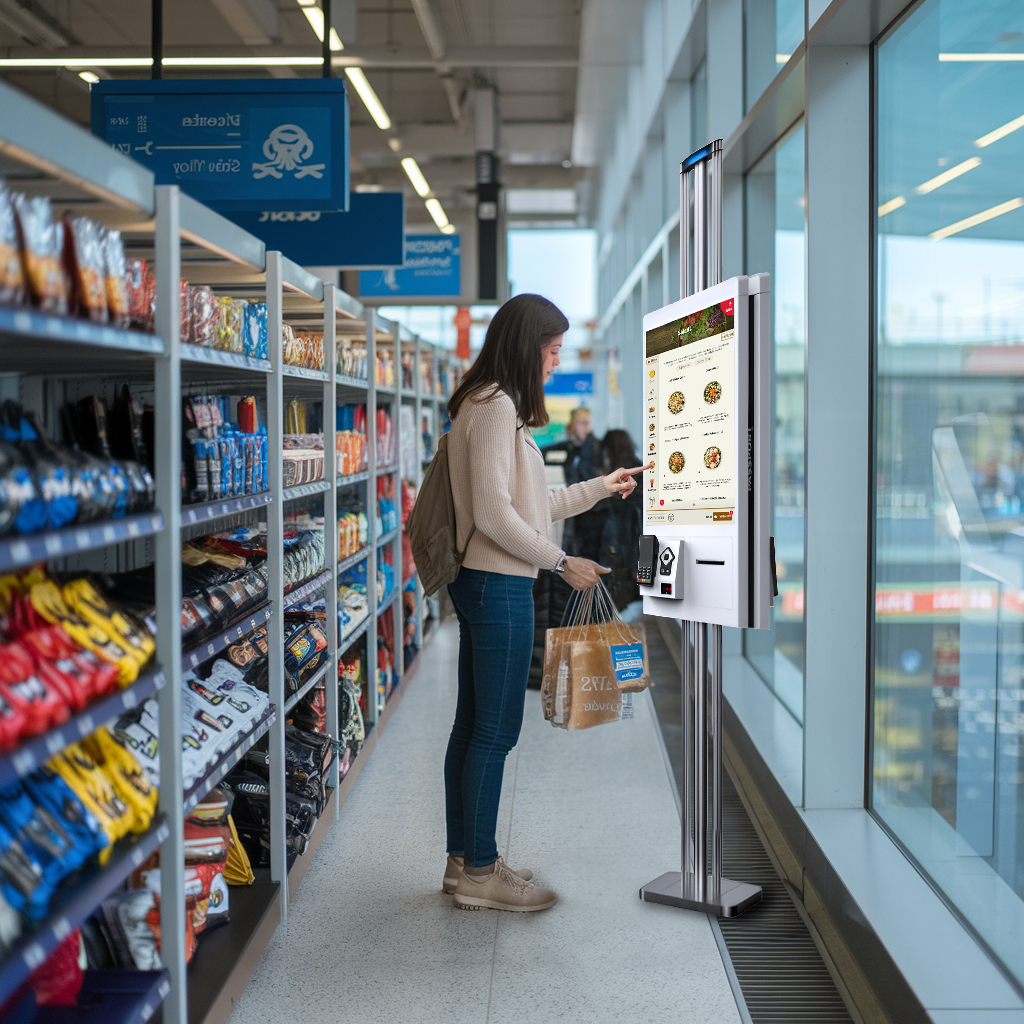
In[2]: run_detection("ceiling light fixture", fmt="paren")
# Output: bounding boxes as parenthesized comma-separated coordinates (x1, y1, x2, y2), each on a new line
(0, 56, 327, 68)
(300, 5, 342, 49)
(975, 112, 1024, 148)
(929, 197, 1023, 239)
(345, 67, 391, 130)
(401, 157, 431, 197)
(939, 52, 1024, 61)
(878, 196, 905, 217)
(440, 223, 456, 234)
(915, 156, 981, 194)
(776, 53, 791, 63)
(425, 197, 450, 230)
(78, 70, 100, 84)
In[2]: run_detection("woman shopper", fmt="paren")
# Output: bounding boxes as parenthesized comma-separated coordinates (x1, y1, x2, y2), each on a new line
(443, 293, 649, 913)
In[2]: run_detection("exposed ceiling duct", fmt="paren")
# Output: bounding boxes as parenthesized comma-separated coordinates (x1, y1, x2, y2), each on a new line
(0, 0, 72, 48)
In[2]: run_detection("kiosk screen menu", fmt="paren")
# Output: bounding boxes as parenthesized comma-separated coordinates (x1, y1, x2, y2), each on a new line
(644, 297, 736, 526)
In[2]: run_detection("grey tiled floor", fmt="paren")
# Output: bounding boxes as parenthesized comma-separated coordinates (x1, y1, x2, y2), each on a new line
(229, 621, 741, 1024)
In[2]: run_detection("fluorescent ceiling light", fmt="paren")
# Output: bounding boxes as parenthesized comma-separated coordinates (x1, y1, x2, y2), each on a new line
(440, 223, 456, 234)
(0, 55, 325, 68)
(0, 56, 151, 67)
(425, 197, 450, 229)
(776, 53, 791, 63)
(300, 6, 342, 49)
(78, 70, 100, 84)
(975, 112, 1024, 148)
(878, 195, 906, 217)
(915, 156, 981, 194)
(166, 56, 323, 66)
(401, 157, 431, 197)
(939, 52, 1024, 61)
(345, 67, 391, 130)
(929, 197, 1023, 239)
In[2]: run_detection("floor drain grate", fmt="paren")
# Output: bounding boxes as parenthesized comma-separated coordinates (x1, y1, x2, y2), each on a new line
(645, 622, 855, 1024)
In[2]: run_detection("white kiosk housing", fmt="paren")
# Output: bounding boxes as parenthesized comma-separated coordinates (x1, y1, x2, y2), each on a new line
(637, 139, 775, 918)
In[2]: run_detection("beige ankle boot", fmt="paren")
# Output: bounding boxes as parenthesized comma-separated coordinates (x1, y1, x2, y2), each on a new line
(452, 857, 557, 912)
(443, 855, 533, 895)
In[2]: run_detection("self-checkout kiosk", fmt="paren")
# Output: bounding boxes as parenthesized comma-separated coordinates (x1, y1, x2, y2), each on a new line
(637, 140, 775, 918)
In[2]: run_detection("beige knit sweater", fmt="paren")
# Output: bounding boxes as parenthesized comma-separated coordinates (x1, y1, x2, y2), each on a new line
(448, 389, 609, 578)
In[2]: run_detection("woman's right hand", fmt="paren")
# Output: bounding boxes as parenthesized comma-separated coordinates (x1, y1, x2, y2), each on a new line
(561, 556, 611, 591)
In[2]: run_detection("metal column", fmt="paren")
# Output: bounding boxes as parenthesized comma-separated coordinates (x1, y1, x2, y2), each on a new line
(324, 285, 340, 805)
(265, 251, 288, 922)
(639, 140, 762, 918)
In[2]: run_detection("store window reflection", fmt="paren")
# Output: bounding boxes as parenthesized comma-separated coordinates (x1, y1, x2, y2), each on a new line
(744, 0, 803, 112)
(874, 0, 1024, 986)
(743, 122, 805, 722)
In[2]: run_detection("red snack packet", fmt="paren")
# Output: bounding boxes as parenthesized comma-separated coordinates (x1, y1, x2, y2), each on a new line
(0, 641, 68, 734)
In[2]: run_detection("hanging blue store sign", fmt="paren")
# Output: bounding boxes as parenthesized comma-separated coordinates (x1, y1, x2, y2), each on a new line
(223, 192, 405, 268)
(359, 234, 461, 297)
(90, 79, 349, 212)
(544, 373, 593, 395)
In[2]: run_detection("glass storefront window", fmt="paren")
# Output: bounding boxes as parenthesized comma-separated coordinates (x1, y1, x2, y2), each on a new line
(874, 0, 1024, 985)
(743, 122, 805, 722)
(745, 0, 803, 112)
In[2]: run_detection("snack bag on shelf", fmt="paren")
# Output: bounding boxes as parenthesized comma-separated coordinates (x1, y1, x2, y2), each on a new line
(103, 229, 130, 329)
(188, 285, 218, 347)
(63, 215, 108, 323)
(244, 301, 268, 359)
(51, 742, 137, 856)
(0, 640, 69, 735)
(14, 194, 67, 314)
(29, 579, 140, 686)
(0, 182, 26, 306)
(80, 726, 157, 833)
(125, 258, 154, 332)
(61, 578, 155, 669)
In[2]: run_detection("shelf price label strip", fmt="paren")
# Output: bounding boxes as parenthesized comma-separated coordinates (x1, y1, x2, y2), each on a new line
(181, 604, 273, 673)
(180, 344, 272, 374)
(284, 661, 331, 714)
(0, 816, 171, 1007)
(376, 529, 398, 548)
(181, 492, 272, 527)
(338, 472, 369, 488)
(337, 547, 369, 575)
(0, 307, 165, 356)
(0, 513, 164, 573)
(283, 569, 333, 609)
(340, 616, 370, 656)
(282, 479, 331, 503)
(283, 365, 329, 381)
(0, 667, 167, 788)
(183, 708, 277, 813)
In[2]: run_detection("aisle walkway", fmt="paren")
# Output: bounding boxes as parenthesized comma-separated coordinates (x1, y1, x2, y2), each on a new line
(230, 622, 742, 1024)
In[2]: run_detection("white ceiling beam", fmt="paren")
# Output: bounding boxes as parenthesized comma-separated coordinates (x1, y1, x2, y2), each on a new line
(409, 0, 464, 125)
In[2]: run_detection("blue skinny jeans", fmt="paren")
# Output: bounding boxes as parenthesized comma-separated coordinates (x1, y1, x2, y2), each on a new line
(444, 567, 535, 867)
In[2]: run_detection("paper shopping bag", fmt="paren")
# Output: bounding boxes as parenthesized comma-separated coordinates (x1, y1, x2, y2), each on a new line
(563, 639, 621, 730)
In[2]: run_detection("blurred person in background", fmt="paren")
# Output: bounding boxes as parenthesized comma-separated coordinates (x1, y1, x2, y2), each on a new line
(543, 407, 602, 485)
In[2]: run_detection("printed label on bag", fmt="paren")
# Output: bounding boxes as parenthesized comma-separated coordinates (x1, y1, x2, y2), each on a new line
(610, 643, 644, 685)
(621, 693, 634, 720)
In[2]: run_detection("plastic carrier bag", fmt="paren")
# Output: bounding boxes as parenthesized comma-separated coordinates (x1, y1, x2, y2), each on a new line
(541, 580, 651, 731)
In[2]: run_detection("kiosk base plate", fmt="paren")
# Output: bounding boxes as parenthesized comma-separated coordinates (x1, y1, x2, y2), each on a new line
(639, 871, 762, 917)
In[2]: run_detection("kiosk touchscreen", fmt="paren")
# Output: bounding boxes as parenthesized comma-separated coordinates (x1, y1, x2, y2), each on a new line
(639, 274, 773, 629)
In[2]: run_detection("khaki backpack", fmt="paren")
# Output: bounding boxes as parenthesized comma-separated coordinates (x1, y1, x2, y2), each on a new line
(406, 432, 475, 596)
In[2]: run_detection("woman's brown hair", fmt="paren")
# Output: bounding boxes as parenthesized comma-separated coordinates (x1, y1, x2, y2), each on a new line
(447, 293, 569, 427)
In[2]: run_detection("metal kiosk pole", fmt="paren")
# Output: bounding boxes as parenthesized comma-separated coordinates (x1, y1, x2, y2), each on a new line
(639, 140, 763, 918)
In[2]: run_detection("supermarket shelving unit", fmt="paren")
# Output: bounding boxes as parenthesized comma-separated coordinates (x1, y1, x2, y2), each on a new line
(0, 80, 446, 1024)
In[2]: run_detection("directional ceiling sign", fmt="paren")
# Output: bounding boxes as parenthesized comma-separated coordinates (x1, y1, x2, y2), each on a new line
(90, 79, 349, 212)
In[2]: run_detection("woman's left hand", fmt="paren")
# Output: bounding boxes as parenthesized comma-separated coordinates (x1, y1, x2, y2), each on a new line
(603, 463, 653, 499)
